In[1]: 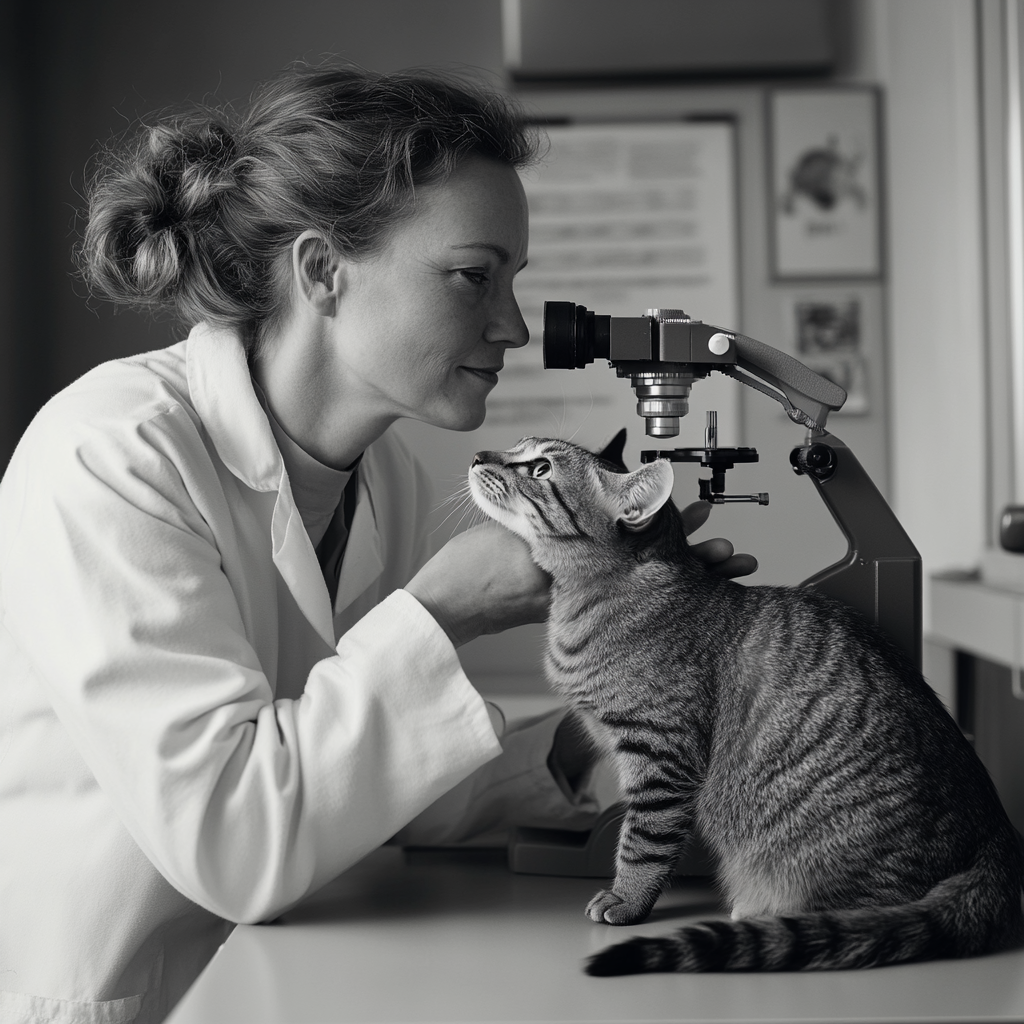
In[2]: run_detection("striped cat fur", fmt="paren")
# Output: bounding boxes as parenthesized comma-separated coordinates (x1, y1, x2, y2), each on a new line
(468, 430, 1024, 975)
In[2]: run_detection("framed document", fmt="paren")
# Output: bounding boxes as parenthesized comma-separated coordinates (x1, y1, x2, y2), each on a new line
(769, 88, 882, 279)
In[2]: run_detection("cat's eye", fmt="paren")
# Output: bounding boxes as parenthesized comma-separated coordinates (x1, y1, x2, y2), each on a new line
(531, 460, 552, 479)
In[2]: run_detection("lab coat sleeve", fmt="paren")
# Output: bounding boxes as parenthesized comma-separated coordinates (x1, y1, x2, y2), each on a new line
(0, 401, 502, 924)
(393, 707, 601, 846)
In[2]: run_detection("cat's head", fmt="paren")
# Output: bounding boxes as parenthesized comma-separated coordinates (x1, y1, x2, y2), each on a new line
(468, 429, 678, 569)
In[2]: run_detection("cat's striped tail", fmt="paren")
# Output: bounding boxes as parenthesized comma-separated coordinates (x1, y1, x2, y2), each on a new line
(585, 852, 1024, 974)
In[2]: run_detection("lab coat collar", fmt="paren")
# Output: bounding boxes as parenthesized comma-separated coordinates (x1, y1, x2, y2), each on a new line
(185, 323, 281, 492)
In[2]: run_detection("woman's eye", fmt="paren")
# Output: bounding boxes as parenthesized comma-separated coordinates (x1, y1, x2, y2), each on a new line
(459, 270, 489, 286)
(531, 460, 551, 479)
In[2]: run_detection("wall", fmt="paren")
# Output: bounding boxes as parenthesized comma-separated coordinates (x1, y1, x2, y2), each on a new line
(862, 0, 988, 628)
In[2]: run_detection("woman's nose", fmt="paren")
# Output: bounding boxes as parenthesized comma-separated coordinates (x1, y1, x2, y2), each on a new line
(485, 294, 529, 348)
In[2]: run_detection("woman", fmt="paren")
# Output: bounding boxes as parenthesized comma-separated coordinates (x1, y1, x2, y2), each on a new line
(0, 65, 751, 1024)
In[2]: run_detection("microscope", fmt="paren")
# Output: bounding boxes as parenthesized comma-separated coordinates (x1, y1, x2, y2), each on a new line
(508, 301, 922, 877)
(541, 300, 921, 664)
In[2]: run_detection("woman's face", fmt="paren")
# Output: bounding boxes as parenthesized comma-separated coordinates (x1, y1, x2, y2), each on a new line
(333, 156, 530, 432)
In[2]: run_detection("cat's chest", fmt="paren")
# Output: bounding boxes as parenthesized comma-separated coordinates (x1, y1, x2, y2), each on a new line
(544, 585, 645, 700)
(546, 614, 605, 669)
(548, 587, 619, 650)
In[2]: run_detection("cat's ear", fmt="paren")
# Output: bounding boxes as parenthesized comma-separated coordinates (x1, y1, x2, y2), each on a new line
(595, 428, 628, 472)
(613, 459, 674, 531)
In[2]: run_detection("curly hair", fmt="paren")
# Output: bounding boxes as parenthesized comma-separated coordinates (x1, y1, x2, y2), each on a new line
(78, 65, 539, 354)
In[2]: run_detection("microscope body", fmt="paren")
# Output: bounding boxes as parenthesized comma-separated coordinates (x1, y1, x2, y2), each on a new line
(542, 301, 922, 669)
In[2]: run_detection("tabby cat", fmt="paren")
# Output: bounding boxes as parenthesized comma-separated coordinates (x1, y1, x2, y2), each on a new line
(468, 430, 1024, 975)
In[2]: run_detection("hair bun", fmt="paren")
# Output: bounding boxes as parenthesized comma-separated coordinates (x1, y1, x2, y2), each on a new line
(80, 114, 241, 306)
(145, 117, 238, 230)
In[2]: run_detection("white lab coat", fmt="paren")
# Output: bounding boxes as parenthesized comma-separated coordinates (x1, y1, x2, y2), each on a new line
(0, 325, 592, 1024)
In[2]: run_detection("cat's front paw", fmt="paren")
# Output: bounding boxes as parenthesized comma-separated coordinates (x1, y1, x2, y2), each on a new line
(585, 888, 650, 925)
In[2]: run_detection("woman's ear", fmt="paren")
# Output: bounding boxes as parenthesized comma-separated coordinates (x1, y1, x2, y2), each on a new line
(292, 230, 344, 316)
(613, 459, 674, 531)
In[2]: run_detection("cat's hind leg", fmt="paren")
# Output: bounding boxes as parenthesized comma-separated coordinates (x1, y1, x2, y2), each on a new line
(720, 855, 811, 921)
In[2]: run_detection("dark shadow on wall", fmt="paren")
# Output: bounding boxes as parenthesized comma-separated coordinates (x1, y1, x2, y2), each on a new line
(1, 0, 95, 467)
(0, 0, 506, 469)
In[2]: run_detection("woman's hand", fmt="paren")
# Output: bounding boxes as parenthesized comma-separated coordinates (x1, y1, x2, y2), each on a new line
(680, 501, 758, 579)
(407, 505, 755, 647)
(406, 523, 551, 648)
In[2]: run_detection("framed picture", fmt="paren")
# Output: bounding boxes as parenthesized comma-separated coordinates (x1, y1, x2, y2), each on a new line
(783, 293, 870, 414)
(769, 88, 882, 279)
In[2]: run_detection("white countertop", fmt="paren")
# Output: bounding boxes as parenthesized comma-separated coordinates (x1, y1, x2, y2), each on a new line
(166, 846, 1024, 1024)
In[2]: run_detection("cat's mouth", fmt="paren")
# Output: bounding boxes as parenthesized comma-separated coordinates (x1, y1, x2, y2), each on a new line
(469, 467, 506, 506)
(468, 467, 514, 526)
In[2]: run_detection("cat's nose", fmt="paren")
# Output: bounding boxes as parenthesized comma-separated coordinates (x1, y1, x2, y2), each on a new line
(472, 453, 484, 467)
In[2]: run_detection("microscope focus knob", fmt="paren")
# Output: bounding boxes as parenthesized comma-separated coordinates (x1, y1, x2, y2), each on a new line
(708, 332, 732, 355)
(790, 442, 837, 481)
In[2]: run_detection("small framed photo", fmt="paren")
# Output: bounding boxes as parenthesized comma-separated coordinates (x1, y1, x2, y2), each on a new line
(769, 88, 882, 279)
(785, 293, 870, 414)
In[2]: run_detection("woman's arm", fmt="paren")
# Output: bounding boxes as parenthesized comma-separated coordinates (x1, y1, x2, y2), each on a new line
(0, 397, 501, 924)
(404, 501, 757, 649)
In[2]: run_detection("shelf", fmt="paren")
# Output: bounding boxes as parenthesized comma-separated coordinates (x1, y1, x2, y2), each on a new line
(930, 549, 1024, 669)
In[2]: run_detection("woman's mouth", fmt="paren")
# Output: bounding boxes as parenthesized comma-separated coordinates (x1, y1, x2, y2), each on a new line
(461, 366, 500, 386)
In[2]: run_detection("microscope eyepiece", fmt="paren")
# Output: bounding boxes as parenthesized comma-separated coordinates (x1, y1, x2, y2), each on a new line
(542, 302, 610, 369)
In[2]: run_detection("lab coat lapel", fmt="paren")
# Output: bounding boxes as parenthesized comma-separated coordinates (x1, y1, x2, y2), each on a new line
(187, 324, 335, 648)
(334, 466, 385, 617)
(269, 494, 336, 648)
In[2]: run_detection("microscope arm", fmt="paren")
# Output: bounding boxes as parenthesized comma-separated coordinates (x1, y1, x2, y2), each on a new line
(730, 330, 847, 430)
(717, 329, 920, 667)
(653, 318, 846, 429)
(791, 431, 922, 670)
(641, 319, 918, 663)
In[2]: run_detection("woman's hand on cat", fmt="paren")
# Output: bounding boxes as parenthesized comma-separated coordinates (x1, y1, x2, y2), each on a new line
(405, 523, 551, 648)
(680, 501, 759, 579)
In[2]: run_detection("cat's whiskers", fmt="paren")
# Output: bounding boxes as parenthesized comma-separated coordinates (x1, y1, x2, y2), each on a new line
(431, 484, 477, 536)
(433, 477, 473, 510)
(431, 484, 472, 514)
(564, 390, 595, 445)
(447, 503, 487, 539)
